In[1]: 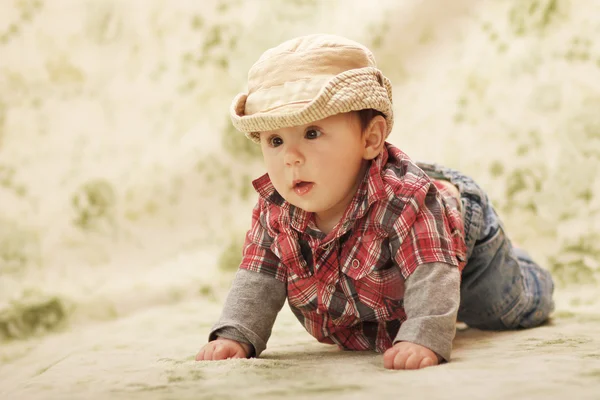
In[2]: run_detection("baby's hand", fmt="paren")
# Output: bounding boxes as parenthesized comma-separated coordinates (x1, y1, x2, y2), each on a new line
(195, 338, 252, 361)
(383, 342, 439, 370)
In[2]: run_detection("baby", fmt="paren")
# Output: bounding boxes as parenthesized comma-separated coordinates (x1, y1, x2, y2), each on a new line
(195, 34, 555, 370)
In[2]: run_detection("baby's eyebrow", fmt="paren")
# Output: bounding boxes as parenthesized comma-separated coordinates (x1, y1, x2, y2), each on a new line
(304, 124, 324, 131)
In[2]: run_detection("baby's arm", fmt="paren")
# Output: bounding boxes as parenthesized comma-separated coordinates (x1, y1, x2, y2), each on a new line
(384, 262, 460, 369)
(196, 268, 286, 360)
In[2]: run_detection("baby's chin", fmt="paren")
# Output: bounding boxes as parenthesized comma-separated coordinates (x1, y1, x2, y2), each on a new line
(280, 195, 321, 213)
(285, 198, 312, 212)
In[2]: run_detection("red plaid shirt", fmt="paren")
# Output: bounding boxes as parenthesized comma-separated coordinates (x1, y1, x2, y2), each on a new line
(240, 142, 466, 353)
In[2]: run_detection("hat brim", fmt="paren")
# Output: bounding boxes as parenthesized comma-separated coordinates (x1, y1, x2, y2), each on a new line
(230, 67, 394, 144)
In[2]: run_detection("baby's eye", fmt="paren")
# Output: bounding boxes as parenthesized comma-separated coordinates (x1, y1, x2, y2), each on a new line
(269, 136, 283, 147)
(305, 129, 322, 140)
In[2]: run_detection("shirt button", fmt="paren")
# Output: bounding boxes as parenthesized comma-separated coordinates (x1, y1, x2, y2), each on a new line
(351, 259, 360, 269)
(327, 284, 336, 293)
(320, 242, 331, 251)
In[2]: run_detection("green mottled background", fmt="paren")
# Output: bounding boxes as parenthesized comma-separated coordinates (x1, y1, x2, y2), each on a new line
(1, 0, 599, 340)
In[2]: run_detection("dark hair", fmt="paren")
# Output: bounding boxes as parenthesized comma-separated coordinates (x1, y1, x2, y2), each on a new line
(357, 109, 385, 132)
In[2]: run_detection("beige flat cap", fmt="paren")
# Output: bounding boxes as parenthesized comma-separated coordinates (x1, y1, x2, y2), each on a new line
(230, 34, 394, 143)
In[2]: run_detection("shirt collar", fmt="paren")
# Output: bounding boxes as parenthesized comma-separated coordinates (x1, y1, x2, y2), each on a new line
(251, 142, 392, 236)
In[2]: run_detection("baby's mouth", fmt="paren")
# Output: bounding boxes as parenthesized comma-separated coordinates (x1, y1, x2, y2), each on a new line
(293, 179, 308, 187)
(292, 180, 314, 196)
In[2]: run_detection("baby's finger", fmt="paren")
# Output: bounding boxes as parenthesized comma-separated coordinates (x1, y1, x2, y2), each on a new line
(419, 356, 435, 369)
(203, 343, 215, 360)
(404, 353, 422, 370)
(232, 346, 248, 359)
(383, 347, 399, 369)
(195, 347, 206, 361)
(392, 351, 408, 370)
(212, 343, 229, 360)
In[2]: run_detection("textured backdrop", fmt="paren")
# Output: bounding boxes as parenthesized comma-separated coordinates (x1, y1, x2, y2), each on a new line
(1, 0, 599, 340)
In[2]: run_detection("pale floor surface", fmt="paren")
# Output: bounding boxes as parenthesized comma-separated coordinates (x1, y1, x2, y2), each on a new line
(1, 290, 600, 400)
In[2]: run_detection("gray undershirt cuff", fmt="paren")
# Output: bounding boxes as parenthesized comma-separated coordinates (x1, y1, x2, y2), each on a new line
(208, 268, 287, 357)
(393, 262, 461, 362)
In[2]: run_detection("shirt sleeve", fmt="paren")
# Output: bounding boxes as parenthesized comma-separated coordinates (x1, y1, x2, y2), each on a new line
(239, 198, 288, 282)
(392, 261, 460, 362)
(389, 181, 462, 279)
(209, 268, 287, 357)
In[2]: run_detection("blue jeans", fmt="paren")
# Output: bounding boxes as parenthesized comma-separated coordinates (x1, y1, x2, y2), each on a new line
(418, 162, 555, 330)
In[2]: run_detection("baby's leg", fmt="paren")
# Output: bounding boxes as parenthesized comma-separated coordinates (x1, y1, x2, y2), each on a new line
(457, 222, 555, 330)
(418, 161, 554, 330)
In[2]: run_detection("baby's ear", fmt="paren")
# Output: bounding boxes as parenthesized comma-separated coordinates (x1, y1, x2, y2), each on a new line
(362, 115, 387, 160)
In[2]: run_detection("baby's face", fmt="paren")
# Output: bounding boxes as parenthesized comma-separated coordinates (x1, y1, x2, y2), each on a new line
(259, 112, 369, 227)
